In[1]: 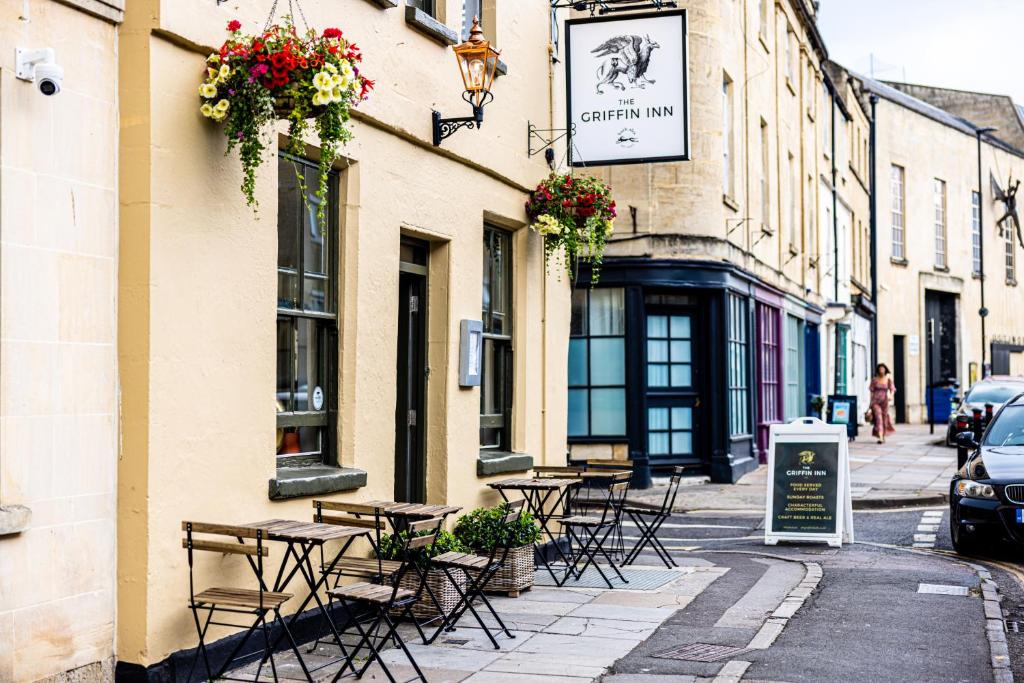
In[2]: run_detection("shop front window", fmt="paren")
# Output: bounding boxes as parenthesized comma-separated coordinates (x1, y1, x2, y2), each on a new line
(276, 154, 338, 467)
(783, 314, 804, 421)
(836, 325, 849, 394)
(727, 294, 750, 436)
(481, 226, 513, 450)
(568, 288, 627, 437)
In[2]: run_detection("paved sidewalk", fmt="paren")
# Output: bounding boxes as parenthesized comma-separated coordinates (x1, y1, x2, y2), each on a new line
(632, 422, 956, 512)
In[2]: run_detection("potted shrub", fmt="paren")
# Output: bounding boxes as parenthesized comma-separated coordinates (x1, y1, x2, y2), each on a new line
(810, 395, 826, 419)
(378, 528, 468, 619)
(454, 505, 541, 597)
(198, 18, 373, 220)
(526, 173, 617, 283)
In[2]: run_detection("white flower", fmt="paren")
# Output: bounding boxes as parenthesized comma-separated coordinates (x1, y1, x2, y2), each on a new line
(200, 103, 214, 118)
(207, 53, 220, 64)
(331, 87, 343, 103)
(339, 61, 354, 80)
(312, 90, 327, 106)
(532, 214, 562, 236)
(218, 65, 231, 81)
(215, 99, 230, 112)
(324, 62, 338, 74)
(199, 82, 217, 98)
(312, 71, 333, 91)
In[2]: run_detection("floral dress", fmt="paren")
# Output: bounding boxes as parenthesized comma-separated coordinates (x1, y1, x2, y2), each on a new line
(869, 376, 896, 438)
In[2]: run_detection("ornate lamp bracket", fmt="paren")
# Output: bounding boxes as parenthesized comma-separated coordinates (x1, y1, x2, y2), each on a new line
(432, 106, 483, 146)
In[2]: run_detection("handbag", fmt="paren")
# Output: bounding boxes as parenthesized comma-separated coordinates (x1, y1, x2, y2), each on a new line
(864, 408, 874, 423)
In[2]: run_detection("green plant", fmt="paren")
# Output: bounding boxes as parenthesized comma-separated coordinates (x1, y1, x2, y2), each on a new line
(810, 395, 826, 413)
(199, 18, 373, 218)
(526, 173, 617, 283)
(377, 528, 468, 567)
(453, 505, 541, 552)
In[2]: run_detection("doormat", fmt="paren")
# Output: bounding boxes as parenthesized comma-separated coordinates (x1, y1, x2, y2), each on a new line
(534, 566, 681, 590)
(653, 643, 750, 662)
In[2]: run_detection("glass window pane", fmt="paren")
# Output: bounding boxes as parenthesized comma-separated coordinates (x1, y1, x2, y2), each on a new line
(295, 319, 322, 412)
(670, 340, 691, 362)
(648, 364, 668, 387)
(590, 388, 626, 435)
(647, 340, 668, 363)
(648, 407, 669, 430)
(482, 234, 492, 326)
(671, 431, 693, 455)
(481, 338, 507, 416)
(303, 191, 326, 276)
(589, 338, 624, 385)
(568, 339, 588, 386)
(277, 157, 300, 273)
(671, 407, 692, 429)
(276, 318, 293, 412)
(649, 432, 669, 455)
(304, 275, 328, 312)
(647, 315, 667, 338)
(278, 271, 298, 309)
(671, 364, 692, 387)
(568, 389, 589, 436)
(670, 315, 691, 338)
(589, 288, 625, 335)
(570, 289, 587, 337)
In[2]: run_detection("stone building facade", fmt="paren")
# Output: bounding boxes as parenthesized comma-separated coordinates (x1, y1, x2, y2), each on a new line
(0, 0, 123, 680)
(568, 0, 872, 481)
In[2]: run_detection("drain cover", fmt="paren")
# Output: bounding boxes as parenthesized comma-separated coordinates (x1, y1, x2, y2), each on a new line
(441, 638, 471, 646)
(653, 643, 749, 662)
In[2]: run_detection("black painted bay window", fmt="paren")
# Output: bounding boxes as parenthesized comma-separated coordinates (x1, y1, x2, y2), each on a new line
(481, 226, 513, 451)
(568, 288, 627, 438)
(276, 154, 338, 467)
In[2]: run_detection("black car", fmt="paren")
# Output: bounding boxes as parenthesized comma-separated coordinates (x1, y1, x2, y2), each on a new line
(945, 377, 1024, 446)
(949, 391, 1024, 554)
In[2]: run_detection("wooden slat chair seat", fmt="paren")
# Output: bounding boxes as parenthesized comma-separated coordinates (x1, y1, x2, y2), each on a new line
(182, 520, 312, 682)
(432, 551, 491, 571)
(557, 481, 631, 589)
(328, 582, 415, 605)
(330, 557, 403, 578)
(193, 587, 292, 610)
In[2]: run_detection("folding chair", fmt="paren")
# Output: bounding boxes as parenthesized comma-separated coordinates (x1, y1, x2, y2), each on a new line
(314, 501, 399, 585)
(328, 517, 444, 683)
(621, 466, 686, 568)
(558, 480, 630, 589)
(426, 500, 526, 649)
(182, 521, 308, 683)
(566, 469, 632, 561)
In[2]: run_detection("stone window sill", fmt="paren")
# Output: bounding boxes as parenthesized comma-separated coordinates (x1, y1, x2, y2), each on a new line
(722, 194, 739, 212)
(54, 0, 124, 23)
(405, 6, 459, 46)
(362, 0, 398, 6)
(890, 257, 908, 267)
(0, 505, 32, 536)
(269, 465, 367, 500)
(477, 451, 534, 477)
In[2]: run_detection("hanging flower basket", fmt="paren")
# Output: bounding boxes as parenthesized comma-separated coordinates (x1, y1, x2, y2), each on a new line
(199, 18, 374, 219)
(526, 173, 616, 284)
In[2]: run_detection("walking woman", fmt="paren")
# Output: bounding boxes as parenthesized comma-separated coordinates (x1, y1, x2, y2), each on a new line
(870, 363, 896, 444)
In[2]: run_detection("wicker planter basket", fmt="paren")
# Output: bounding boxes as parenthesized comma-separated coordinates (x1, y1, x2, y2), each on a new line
(392, 568, 466, 620)
(486, 544, 535, 597)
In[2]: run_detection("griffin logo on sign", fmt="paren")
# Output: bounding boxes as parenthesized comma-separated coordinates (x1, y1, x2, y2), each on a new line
(592, 34, 660, 94)
(798, 450, 816, 467)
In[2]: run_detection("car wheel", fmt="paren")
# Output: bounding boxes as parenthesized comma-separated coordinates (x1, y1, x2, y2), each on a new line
(950, 509, 984, 555)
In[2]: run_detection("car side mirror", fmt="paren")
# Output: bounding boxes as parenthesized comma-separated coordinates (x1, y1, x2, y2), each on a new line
(956, 431, 979, 450)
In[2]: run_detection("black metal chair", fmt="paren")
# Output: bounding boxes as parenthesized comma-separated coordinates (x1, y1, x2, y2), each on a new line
(182, 521, 310, 682)
(620, 466, 685, 568)
(426, 500, 526, 649)
(558, 480, 631, 588)
(328, 517, 444, 683)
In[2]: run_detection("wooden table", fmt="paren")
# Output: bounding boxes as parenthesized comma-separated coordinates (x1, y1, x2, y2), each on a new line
(487, 477, 581, 582)
(242, 519, 370, 678)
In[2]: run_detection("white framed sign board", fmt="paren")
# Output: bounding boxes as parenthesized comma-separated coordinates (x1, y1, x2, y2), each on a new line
(565, 10, 690, 166)
(764, 418, 854, 548)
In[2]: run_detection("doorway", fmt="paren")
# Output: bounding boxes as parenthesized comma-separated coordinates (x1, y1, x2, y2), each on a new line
(892, 335, 907, 423)
(924, 290, 958, 385)
(395, 238, 428, 503)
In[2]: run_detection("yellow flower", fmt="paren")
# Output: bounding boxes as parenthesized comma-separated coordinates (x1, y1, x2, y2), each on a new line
(215, 99, 230, 112)
(339, 61, 354, 80)
(331, 87, 343, 103)
(199, 82, 217, 98)
(211, 110, 226, 122)
(603, 220, 614, 236)
(312, 90, 327, 107)
(200, 103, 214, 118)
(532, 214, 562, 236)
(312, 71, 333, 91)
(207, 67, 218, 80)
(324, 62, 338, 74)
(218, 65, 231, 81)
(207, 53, 221, 64)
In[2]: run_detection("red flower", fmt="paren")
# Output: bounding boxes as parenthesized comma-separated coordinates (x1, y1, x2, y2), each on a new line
(328, 45, 339, 55)
(253, 40, 265, 52)
(323, 28, 343, 39)
(270, 52, 288, 69)
(227, 19, 241, 32)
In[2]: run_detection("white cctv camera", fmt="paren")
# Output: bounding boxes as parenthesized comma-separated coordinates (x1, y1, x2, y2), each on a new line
(15, 48, 64, 96)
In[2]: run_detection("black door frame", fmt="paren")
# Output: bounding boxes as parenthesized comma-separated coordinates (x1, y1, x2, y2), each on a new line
(892, 334, 907, 423)
(395, 239, 428, 503)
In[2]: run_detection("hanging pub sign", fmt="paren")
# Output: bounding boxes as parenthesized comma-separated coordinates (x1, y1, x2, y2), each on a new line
(764, 418, 854, 548)
(565, 9, 690, 166)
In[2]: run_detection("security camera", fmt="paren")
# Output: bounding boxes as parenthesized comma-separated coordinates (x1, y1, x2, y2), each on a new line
(15, 48, 63, 96)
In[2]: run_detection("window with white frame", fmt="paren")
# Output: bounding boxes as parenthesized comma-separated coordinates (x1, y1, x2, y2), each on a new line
(727, 294, 750, 436)
(822, 83, 832, 156)
(934, 178, 947, 269)
(891, 164, 905, 260)
(1007, 221, 1017, 283)
(972, 191, 982, 276)
(785, 25, 795, 85)
(788, 152, 798, 248)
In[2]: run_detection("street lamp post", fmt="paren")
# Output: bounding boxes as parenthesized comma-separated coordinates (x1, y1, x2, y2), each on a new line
(976, 126, 997, 378)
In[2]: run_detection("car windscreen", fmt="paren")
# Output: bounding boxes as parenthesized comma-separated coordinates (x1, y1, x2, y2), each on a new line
(966, 384, 1024, 405)
(984, 406, 1024, 447)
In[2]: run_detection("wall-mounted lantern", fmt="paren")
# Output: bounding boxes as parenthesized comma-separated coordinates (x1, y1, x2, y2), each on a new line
(432, 17, 500, 146)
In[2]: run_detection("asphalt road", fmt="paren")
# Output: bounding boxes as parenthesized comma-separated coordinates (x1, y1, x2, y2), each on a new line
(608, 506, 1023, 683)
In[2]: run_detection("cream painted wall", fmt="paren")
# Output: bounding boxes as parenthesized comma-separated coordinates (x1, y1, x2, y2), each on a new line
(0, 1, 120, 680)
(872, 94, 1024, 422)
(118, 0, 570, 665)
